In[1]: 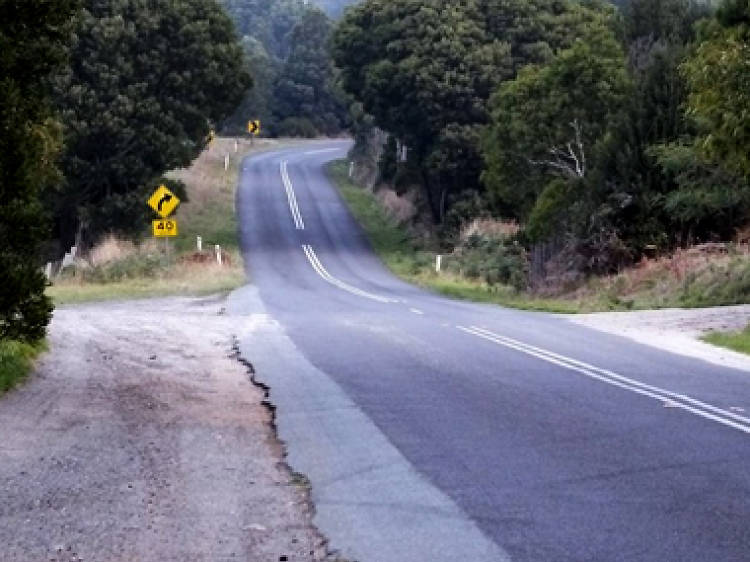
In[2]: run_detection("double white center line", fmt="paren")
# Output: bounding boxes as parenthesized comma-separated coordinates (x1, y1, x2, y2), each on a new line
(281, 160, 304, 230)
(458, 325, 750, 435)
(302, 244, 396, 304)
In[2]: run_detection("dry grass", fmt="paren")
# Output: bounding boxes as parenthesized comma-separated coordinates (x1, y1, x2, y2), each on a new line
(87, 234, 137, 266)
(49, 256, 246, 305)
(375, 187, 417, 224)
(565, 244, 750, 310)
(460, 218, 520, 241)
(46, 136, 301, 305)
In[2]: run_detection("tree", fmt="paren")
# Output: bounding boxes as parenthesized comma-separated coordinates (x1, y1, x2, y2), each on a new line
(332, 0, 614, 222)
(222, 0, 306, 60)
(682, 0, 750, 178)
(482, 24, 631, 221)
(54, 0, 251, 246)
(273, 7, 349, 135)
(226, 36, 278, 135)
(0, 0, 79, 341)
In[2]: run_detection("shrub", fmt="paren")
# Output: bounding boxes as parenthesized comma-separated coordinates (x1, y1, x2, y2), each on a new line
(447, 235, 529, 290)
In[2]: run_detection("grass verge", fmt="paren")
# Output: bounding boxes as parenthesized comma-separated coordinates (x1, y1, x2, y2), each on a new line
(702, 325, 750, 356)
(0, 340, 46, 394)
(48, 138, 295, 305)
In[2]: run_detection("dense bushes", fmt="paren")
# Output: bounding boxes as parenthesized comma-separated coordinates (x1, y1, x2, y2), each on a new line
(0, 0, 78, 343)
(447, 236, 529, 290)
(337, 0, 750, 285)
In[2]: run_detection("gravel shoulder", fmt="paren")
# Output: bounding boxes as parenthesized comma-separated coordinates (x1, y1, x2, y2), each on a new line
(0, 296, 327, 562)
(567, 304, 750, 372)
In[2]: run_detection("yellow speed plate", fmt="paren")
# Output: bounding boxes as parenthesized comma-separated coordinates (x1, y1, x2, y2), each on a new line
(152, 219, 178, 237)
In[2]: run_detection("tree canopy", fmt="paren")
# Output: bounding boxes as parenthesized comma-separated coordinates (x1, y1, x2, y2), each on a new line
(221, 0, 348, 136)
(54, 0, 250, 245)
(332, 0, 614, 220)
(0, 0, 79, 341)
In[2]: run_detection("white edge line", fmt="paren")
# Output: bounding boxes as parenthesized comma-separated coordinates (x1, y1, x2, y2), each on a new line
(457, 325, 750, 435)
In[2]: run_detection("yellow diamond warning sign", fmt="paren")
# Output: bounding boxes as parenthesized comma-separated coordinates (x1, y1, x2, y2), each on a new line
(148, 185, 180, 218)
(152, 219, 178, 237)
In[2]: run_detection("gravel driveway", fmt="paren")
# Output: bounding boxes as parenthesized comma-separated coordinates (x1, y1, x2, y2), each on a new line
(0, 296, 327, 562)
(568, 304, 750, 372)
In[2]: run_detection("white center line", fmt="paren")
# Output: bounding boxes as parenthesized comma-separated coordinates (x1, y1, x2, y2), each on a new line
(302, 244, 396, 304)
(280, 160, 304, 230)
(410, 308, 424, 315)
(458, 325, 750, 435)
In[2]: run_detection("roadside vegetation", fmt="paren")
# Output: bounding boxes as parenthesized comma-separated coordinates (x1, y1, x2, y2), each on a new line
(703, 325, 750, 356)
(1, 2, 77, 392)
(330, 0, 750, 311)
(47, 137, 296, 304)
(330, 161, 750, 312)
(2, 1, 249, 384)
(0, 340, 46, 395)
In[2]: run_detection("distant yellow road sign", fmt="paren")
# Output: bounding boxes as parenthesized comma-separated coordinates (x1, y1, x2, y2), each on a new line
(148, 185, 180, 218)
(248, 120, 261, 135)
(152, 219, 178, 237)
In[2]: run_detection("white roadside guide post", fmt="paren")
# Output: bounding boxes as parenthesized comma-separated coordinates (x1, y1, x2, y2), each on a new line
(215, 245, 222, 265)
(197, 236, 202, 252)
(436, 254, 442, 273)
(234, 139, 239, 153)
(224, 154, 230, 171)
(44, 262, 52, 280)
(349, 161, 354, 178)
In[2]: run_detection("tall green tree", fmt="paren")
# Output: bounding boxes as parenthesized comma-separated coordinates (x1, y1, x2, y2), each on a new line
(273, 7, 348, 136)
(585, 0, 712, 249)
(332, 0, 613, 222)
(683, 0, 750, 178)
(482, 23, 631, 227)
(0, 0, 79, 342)
(54, 0, 250, 245)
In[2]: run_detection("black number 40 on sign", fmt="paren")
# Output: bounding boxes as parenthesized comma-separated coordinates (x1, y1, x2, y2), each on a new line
(152, 219, 178, 237)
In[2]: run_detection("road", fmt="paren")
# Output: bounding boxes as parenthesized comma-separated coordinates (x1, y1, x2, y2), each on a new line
(232, 140, 750, 562)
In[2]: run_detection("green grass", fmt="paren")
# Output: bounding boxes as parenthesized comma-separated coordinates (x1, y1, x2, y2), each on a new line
(0, 339, 46, 394)
(327, 160, 581, 313)
(702, 325, 750, 356)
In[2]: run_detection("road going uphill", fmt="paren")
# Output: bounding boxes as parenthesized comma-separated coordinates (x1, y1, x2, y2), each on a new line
(232, 140, 750, 562)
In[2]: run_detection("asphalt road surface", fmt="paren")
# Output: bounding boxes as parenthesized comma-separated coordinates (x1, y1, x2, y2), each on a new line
(232, 140, 750, 562)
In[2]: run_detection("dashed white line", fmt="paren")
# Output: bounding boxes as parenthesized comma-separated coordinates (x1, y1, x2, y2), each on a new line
(458, 325, 750, 435)
(302, 244, 396, 304)
(280, 160, 304, 230)
(410, 308, 424, 315)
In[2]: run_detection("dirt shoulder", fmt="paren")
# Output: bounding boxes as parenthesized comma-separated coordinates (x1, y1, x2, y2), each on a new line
(567, 304, 750, 372)
(0, 296, 327, 562)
